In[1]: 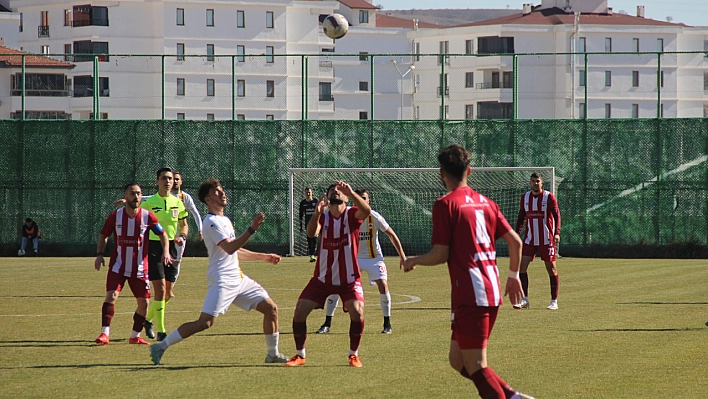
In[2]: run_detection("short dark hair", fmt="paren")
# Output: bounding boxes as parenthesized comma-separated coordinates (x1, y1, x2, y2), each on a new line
(198, 179, 221, 204)
(123, 182, 141, 192)
(25, 218, 32, 223)
(305, 187, 312, 191)
(354, 189, 369, 196)
(438, 144, 470, 181)
(156, 167, 175, 180)
(530, 172, 543, 181)
(326, 183, 337, 193)
(173, 171, 182, 178)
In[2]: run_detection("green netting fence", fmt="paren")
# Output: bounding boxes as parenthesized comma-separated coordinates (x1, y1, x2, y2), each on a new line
(1, 118, 706, 257)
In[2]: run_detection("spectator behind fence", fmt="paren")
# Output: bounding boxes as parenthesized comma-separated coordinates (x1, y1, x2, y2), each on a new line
(19, 218, 40, 256)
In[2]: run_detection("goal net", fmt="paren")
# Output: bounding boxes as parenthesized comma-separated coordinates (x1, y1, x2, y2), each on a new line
(288, 167, 555, 257)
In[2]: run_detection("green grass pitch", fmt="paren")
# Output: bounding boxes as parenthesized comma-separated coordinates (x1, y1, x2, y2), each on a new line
(1, 256, 707, 398)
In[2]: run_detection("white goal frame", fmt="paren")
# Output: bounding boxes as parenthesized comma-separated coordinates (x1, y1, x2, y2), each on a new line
(288, 167, 555, 257)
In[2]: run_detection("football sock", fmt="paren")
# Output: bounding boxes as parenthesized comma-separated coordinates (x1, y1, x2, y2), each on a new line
(296, 348, 306, 358)
(383, 316, 391, 329)
(323, 316, 333, 328)
(467, 367, 506, 399)
(349, 319, 364, 352)
(101, 326, 110, 335)
(486, 367, 517, 398)
(101, 302, 115, 328)
(265, 332, 280, 356)
(520, 273, 529, 298)
(380, 293, 391, 318)
(550, 274, 559, 300)
(292, 321, 307, 351)
(153, 300, 166, 332)
(348, 349, 359, 356)
(325, 295, 339, 317)
(163, 330, 183, 348)
(132, 312, 146, 337)
(146, 301, 155, 322)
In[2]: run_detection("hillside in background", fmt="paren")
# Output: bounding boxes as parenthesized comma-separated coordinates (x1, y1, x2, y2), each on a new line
(379, 8, 520, 27)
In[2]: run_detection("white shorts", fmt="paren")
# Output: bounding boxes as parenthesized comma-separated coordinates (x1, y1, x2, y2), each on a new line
(175, 239, 187, 262)
(357, 258, 388, 284)
(201, 276, 269, 316)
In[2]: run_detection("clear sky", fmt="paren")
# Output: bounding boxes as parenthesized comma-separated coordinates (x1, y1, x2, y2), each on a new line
(376, 0, 708, 27)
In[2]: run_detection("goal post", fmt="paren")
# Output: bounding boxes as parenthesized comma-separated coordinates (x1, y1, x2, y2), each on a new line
(288, 167, 555, 257)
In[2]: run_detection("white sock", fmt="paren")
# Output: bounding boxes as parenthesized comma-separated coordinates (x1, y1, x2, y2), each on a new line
(325, 294, 339, 317)
(101, 326, 110, 335)
(265, 332, 280, 356)
(163, 330, 183, 349)
(380, 292, 391, 317)
(130, 330, 139, 339)
(348, 349, 358, 356)
(296, 348, 306, 358)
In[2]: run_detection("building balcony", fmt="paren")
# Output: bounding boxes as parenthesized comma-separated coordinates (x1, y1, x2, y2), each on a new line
(72, 19, 109, 27)
(38, 25, 49, 38)
(437, 86, 450, 97)
(477, 82, 513, 89)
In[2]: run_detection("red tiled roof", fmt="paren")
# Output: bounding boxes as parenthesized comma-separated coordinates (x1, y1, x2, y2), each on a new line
(338, 0, 379, 10)
(0, 46, 75, 68)
(376, 13, 440, 29)
(453, 7, 687, 28)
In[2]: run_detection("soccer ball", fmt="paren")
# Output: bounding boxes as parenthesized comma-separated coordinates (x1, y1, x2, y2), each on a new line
(17, 249, 25, 256)
(322, 14, 349, 40)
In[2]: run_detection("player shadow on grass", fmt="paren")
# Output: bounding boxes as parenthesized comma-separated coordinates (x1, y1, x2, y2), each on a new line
(0, 339, 93, 348)
(617, 301, 708, 305)
(570, 327, 704, 332)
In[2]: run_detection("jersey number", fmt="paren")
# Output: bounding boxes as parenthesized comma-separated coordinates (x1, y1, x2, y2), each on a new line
(474, 210, 491, 248)
(548, 246, 555, 256)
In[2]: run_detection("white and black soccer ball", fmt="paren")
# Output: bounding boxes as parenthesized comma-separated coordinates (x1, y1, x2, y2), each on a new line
(323, 14, 349, 40)
(17, 249, 25, 256)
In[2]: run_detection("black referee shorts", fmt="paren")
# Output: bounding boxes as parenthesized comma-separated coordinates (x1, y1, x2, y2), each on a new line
(148, 240, 179, 282)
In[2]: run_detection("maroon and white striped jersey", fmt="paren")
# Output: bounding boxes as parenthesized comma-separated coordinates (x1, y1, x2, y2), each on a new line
(314, 206, 364, 286)
(432, 186, 513, 308)
(100, 207, 163, 279)
(517, 190, 561, 246)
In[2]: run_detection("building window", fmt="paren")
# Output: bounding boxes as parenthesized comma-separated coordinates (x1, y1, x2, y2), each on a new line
(359, 10, 369, 23)
(440, 105, 449, 119)
(266, 46, 274, 63)
(207, 79, 215, 96)
(237, 45, 245, 62)
(579, 70, 586, 86)
(465, 104, 474, 119)
(704, 72, 708, 90)
(502, 71, 513, 88)
(465, 40, 473, 54)
(64, 44, 72, 61)
(73, 41, 109, 62)
(359, 111, 368, 120)
(660, 70, 664, 88)
(605, 71, 611, 87)
(414, 42, 420, 61)
(237, 80, 245, 97)
(465, 72, 474, 88)
(176, 8, 184, 26)
(319, 82, 333, 101)
(605, 103, 611, 118)
(206, 44, 214, 61)
(64, 10, 71, 26)
(237, 10, 245, 28)
(632, 71, 639, 87)
(71, 5, 110, 27)
(657, 38, 664, 53)
(207, 113, 215, 120)
(177, 113, 185, 120)
(359, 51, 368, 61)
(88, 112, 108, 120)
(704, 104, 708, 118)
(578, 37, 586, 52)
(413, 106, 420, 120)
(579, 103, 586, 119)
(438, 41, 449, 65)
(660, 103, 664, 117)
(266, 80, 274, 97)
(266, 114, 274, 120)
(19, 13, 22, 32)
(266, 11, 274, 28)
(176, 43, 185, 61)
(478, 36, 514, 54)
(237, 114, 245, 120)
(704, 40, 708, 59)
(206, 9, 214, 26)
(632, 38, 639, 52)
(41, 45, 49, 54)
(177, 78, 185, 96)
(73, 75, 109, 97)
(477, 102, 512, 119)
(359, 81, 368, 91)
(605, 37, 612, 52)
(632, 104, 639, 118)
(438, 73, 449, 97)
(39, 11, 49, 37)
(11, 73, 70, 96)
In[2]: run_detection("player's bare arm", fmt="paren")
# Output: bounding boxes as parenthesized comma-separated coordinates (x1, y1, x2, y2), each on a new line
(383, 227, 407, 269)
(94, 234, 109, 271)
(237, 248, 282, 265)
(159, 231, 173, 265)
(218, 213, 265, 255)
(515, 208, 526, 234)
(403, 244, 449, 273)
(337, 181, 371, 219)
(306, 194, 327, 238)
(501, 230, 523, 304)
(175, 218, 188, 246)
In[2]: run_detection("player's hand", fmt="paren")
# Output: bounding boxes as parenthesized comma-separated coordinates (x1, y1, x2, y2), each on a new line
(175, 236, 185, 246)
(335, 180, 353, 196)
(403, 257, 416, 273)
(162, 254, 173, 266)
(554, 234, 560, 245)
(113, 198, 126, 206)
(251, 212, 266, 232)
(94, 255, 104, 271)
(316, 194, 328, 213)
(264, 253, 281, 265)
(198, 231, 204, 241)
(504, 276, 524, 305)
(399, 255, 407, 270)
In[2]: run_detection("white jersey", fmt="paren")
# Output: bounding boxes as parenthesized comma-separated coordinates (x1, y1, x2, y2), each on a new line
(358, 210, 390, 260)
(202, 213, 244, 284)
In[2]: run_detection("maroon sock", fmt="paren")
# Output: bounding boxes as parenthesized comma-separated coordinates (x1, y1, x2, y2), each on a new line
(550, 274, 559, 300)
(292, 321, 307, 351)
(349, 319, 364, 352)
(101, 302, 114, 328)
(486, 367, 517, 399)
(520, 272, 529, 297)
(132, 312, 146, 334)
(468, 367, 505, 399)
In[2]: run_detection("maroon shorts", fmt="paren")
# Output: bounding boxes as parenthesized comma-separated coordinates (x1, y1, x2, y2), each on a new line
(450, 306, 499, 350)
(298, 277, 365, 308)
(106, 271, 151, 298)
(522, 242, 557, 262)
